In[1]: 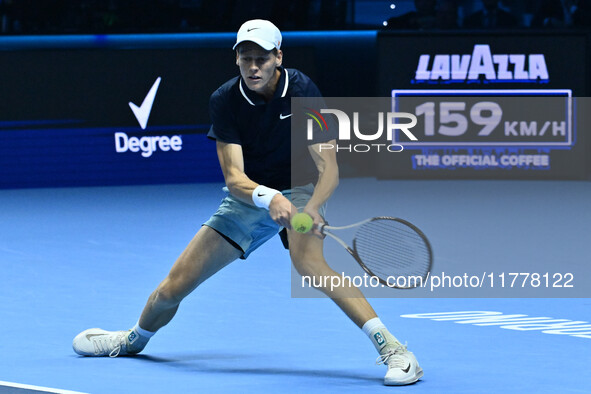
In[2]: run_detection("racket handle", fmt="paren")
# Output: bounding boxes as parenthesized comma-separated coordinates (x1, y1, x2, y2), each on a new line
(318, 222, 328, 235)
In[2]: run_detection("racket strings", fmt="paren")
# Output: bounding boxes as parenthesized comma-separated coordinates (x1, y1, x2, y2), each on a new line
(354, 219, 431, 282)
(357, 221, 430, 264)
(360, 225, 428, 262)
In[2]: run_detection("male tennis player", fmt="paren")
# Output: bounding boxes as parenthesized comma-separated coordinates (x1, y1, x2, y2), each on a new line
(72, 19, 422, 386)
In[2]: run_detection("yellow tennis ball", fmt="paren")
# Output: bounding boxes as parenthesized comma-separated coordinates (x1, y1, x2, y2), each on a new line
(291, 212, 314, 233)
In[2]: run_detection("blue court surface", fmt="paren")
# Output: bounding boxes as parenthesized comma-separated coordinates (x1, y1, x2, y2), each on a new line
(1, 179, 590, 394)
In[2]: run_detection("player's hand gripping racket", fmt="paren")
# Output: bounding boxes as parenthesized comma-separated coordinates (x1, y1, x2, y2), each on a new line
(318, 217, 433, 289)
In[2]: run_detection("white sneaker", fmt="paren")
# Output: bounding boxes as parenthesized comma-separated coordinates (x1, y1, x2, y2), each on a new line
(73, 328, 139, 357)
(377, 344, 423, 386)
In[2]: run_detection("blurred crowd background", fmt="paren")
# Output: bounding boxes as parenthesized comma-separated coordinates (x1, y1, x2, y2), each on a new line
(0, 0, 589, 35)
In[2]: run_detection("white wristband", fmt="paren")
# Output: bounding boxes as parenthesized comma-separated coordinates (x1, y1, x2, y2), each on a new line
(252, 185, 281, 210)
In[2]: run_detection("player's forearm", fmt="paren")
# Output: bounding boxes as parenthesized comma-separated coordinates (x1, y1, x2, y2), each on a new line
(306, 142, 339, 211)
(225, 172, 259, 204)
(225, 171, 284, 210)
(217, 141, 268, 206)
(307, 163, 339, 211)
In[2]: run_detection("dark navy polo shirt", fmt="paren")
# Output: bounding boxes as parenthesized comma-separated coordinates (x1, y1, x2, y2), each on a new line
(208, 67, 334, 191)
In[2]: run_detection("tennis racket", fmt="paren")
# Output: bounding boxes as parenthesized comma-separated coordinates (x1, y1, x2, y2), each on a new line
(319, 217, 433, 289)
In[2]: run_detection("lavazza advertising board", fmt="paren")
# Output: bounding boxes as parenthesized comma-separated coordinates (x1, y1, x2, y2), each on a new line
(377, 31, 589, 180)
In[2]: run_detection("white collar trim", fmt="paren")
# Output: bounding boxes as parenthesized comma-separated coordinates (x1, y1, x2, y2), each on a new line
(281, 69, 289, 97)
(239, 79, 255, 106)
(239, 68, 288, 105)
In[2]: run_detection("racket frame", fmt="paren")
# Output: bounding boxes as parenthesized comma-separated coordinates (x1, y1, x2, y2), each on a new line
(319, 216, 433, 289)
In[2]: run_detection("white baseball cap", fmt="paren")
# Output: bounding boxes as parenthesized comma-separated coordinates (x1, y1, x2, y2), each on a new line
(233, 19, 282, 51)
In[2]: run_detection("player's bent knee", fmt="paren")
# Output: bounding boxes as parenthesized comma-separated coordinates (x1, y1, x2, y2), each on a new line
(291, 255, 333, 279)
(289, 242, 323, 267)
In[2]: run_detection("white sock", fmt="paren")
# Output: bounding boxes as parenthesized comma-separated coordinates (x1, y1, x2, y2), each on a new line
(128, 322, 155, 351)
(133, 323, 156, 339)
(361, 317, 401, 354)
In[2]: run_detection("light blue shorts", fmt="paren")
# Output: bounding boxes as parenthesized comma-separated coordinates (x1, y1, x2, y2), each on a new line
(204, 184, 325, 259)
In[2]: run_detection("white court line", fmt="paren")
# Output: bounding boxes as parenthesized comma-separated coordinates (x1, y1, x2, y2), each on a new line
(0, 380, 88, 394)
